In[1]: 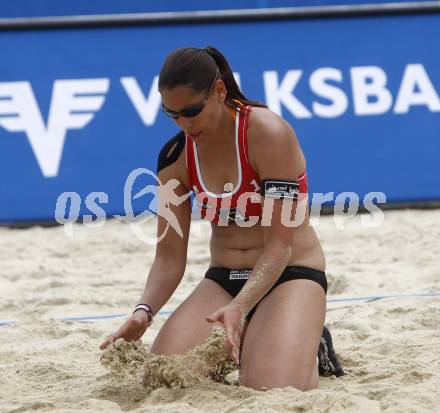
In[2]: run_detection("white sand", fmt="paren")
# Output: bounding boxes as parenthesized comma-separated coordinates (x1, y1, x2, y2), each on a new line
(1, 209, 439, 412)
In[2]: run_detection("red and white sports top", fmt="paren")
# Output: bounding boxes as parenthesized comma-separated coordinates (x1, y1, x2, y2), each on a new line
(185, 105, 307, 224)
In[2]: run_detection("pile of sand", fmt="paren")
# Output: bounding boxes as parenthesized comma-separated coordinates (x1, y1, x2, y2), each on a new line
(100, 326, 237, 389)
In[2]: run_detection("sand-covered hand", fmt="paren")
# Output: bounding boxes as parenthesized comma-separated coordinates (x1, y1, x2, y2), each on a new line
(99, 310, 150, 350)
(206, 303, 243, 365)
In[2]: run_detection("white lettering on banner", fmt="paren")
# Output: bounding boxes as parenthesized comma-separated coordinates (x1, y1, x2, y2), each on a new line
(263, 64, 439, 118)
(120, 76, 161, 125)
(350, 66, 393, 116)
(310, 68, 348, 118)
(0, 64, 438, 179)
(394, 64, 440, 113)
(0, 79, 109, 177)
(121, 72, 240, 126)
(263, 70, 312, 118)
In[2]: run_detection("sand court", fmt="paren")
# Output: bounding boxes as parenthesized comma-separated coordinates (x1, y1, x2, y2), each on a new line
(1, 209, 439, 412)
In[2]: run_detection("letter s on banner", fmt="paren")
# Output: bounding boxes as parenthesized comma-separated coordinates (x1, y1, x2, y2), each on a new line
(310, 68, 348, 118)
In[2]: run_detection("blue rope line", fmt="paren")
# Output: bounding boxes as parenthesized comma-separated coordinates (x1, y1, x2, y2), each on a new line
(1, 293, 439, 327)
(0, 320, 16, 326)
(327, 292, 440, 303)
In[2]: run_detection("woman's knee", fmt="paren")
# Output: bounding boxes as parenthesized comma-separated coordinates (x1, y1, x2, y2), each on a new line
(150, 315, 210, 356)
(150, 321, 181, 355)
(151, 279, 233, 355)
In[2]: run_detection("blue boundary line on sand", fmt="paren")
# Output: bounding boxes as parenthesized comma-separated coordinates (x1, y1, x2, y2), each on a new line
(1, 293, 439, 327)
(327, 292, 440, 303)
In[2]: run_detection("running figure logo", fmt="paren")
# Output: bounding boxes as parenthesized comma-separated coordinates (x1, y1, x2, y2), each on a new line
(115, 168, 191, 244)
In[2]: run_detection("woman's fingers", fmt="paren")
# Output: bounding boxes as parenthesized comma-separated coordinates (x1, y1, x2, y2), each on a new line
(99, 323, 129, 350)
(99, 340, 109, 350)
(205, 305, 243, 364)
(225, 325, 240, 364)
(230, 335, 240, 364)
(232, 347, 240, 365)
(206, 310, 221, 323)
(207, 305, 243, 364)
(99, 315, 150, 350)
(99, 334, 115, 350)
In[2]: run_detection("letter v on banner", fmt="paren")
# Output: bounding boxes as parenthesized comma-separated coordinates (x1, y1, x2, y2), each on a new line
(120, 76, 161, 126)
(0, 79, 109, 177)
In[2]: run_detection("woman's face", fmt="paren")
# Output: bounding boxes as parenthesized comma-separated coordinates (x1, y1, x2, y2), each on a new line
(160, 80, 225, 143)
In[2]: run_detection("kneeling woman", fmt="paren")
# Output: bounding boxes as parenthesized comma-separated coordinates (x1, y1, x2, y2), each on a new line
(100, 46, 343, 390)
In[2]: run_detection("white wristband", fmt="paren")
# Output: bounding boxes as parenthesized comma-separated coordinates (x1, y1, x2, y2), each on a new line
(133, 303, 154, 326)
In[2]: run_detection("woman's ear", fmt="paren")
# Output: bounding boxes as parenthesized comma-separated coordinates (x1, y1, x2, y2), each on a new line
(215, 79, 227, 102)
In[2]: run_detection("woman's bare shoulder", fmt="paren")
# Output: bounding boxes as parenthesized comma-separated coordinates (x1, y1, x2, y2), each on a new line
(247, 106, 304, 176)
(247, 106, 298, 147)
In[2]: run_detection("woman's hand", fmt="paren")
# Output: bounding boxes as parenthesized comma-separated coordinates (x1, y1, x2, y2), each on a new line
(206, 303, 244, 365)
(99, 310, 150, 350)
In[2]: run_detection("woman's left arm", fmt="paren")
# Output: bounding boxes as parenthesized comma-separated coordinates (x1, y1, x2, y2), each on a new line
(206, 111, 306, 363)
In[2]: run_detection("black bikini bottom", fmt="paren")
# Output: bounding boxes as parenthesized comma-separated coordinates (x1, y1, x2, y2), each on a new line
(205, 265, 327, 321)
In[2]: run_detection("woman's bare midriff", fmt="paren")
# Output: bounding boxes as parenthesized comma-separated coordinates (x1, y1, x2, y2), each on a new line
(209, 219, 326, 271)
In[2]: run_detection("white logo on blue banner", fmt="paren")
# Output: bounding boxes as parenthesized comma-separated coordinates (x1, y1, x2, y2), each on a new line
(0, 79, 109, 177)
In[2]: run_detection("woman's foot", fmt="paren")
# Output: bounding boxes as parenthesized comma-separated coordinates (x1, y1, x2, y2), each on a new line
(318, 326, 345, 377)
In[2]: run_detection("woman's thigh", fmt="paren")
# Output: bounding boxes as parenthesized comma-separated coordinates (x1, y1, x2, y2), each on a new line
(151, 278, 233, 355)
(239, 279, 326, 391)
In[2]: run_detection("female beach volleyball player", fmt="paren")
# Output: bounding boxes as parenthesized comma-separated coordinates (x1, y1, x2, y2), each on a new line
(100, 47, 343, 390)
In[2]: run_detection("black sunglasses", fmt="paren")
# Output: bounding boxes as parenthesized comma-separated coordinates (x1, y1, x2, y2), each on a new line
(162, 72, 219, 119)
(162, 100, 209, 119)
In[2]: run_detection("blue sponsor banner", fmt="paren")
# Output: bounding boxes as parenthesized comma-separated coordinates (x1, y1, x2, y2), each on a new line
(0, 13, 439, 222)
(0, 1, 432, 18)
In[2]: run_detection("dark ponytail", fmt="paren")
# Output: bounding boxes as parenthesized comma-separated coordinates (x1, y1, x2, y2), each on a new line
(203, 46, 266, 108)
(158, 46, 266, 108)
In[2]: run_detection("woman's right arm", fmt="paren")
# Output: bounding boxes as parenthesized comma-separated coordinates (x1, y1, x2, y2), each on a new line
(136, 164, 192, 315)
(99, 157, 191, 349)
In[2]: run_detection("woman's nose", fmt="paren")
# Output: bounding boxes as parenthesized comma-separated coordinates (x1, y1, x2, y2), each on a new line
(176, 116, 192, 131)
